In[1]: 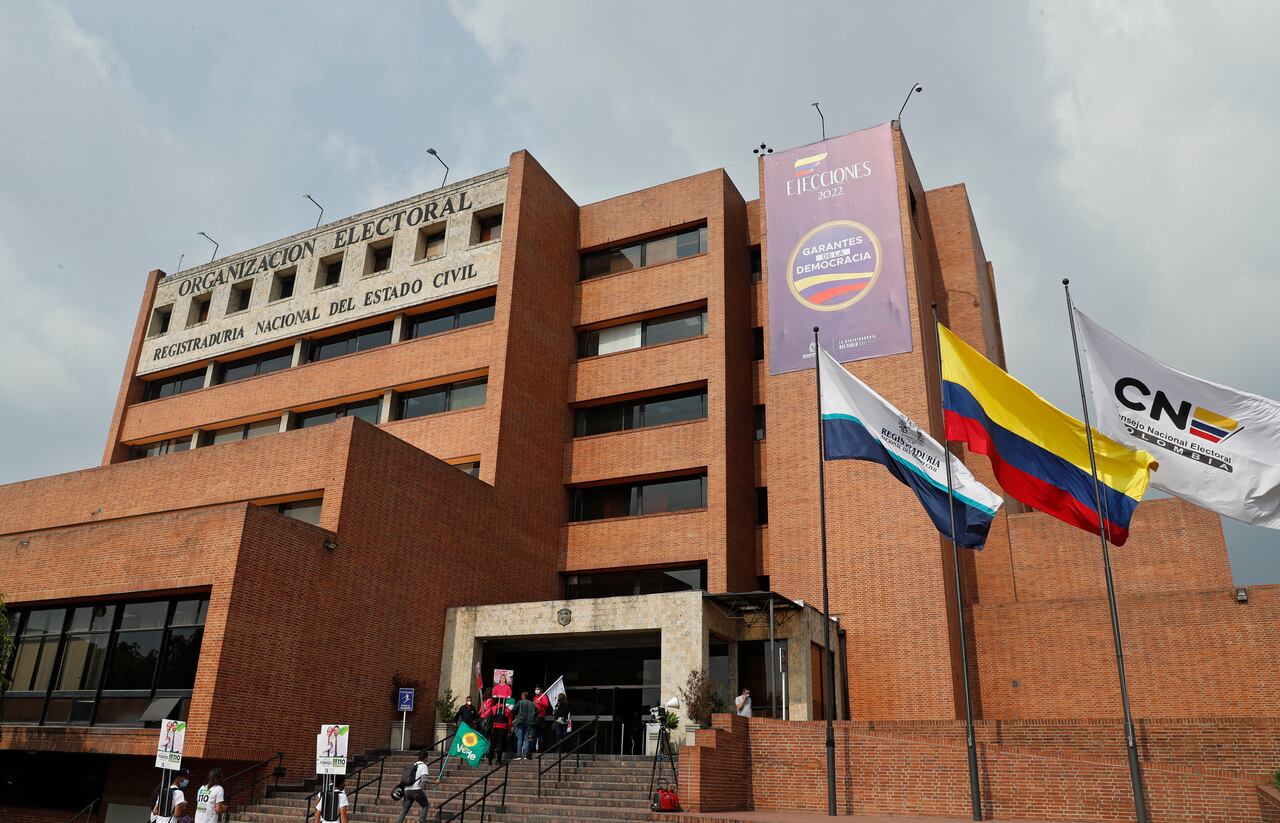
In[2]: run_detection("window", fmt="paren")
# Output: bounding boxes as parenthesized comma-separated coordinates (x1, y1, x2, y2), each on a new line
(187, 294, 211, 327)
(200, 418, 280, 446)
(475, 211, 503, 244)
(564, 565, 706, 600)
(317, 253, 343, 288)
(149, 305, 172, 336)
(416, 226, 447, 260)
(227, 281, 253, 314)
(366, 240, 393, 274)
(271, 267, 297, 301)
(578, 308, 707, 357)
(3, 596, 207, 728)
(293, 398, 381, 429)
(397, 378, 488, 420)
(580, 225, 707, 280)
(453, 461, 481, 477)
(749, 246, 762, 282)
(570, 473, 707, 521)
(756, 487, 769, 525)
(130, 436, 192, 460)
(754, 405, 766, 441)
(752, 327, 764, 361)
(217, 347, 293, 384)
(307, 322, 393, 362)
(408, 297, 496, 339)
(144, 369, 206, 400)
(574, 389, 707, 437)
(276, 499, 322, 525)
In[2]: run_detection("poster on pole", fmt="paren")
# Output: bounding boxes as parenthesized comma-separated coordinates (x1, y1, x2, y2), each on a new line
(316, 724, 350, 775)
(492, 669, 514, 700)
(155, 719, 186, 769)
(764, 122, 912, 375)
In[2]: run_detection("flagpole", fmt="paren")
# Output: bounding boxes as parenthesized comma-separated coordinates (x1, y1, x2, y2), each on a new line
(1062, 279, 1149, 823)
(812, 326, 838, 817)
(930, 304, 983, 821)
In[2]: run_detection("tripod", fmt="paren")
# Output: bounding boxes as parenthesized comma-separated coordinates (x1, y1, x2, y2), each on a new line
(647, 713, 679, 803)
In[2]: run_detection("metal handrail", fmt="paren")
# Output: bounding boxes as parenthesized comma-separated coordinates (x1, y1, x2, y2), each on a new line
(433, 761, 510, 823)
(536, 716, 599, 797)
(300, 733, 455, 822)
(67, 798, 97, 823)
(220, 751, 285, 822)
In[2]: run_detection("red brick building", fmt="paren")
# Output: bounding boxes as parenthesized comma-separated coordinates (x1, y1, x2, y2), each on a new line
(2, 124, 1277, 821)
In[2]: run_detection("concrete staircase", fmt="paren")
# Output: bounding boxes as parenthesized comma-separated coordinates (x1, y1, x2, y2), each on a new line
(229, 749, 675, 823)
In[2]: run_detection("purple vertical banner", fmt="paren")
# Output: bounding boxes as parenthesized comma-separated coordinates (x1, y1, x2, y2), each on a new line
(764, 122, 912, 374)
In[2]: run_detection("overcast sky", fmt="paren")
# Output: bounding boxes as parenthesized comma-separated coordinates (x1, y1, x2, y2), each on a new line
(2, 0, 1277, 582)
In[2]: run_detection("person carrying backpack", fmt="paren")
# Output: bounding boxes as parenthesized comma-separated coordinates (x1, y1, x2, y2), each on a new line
(152, 768, 190, 823)
(313, 775, 349, 823)
(394, 750, 431, 823)
(480, 689, 512, 765)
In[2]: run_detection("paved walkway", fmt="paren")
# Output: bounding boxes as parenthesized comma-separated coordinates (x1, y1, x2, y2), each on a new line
(673, 813, 1073, 823)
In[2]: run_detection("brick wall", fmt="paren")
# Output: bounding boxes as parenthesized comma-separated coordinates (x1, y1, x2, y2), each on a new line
(678, 713, 752, 813)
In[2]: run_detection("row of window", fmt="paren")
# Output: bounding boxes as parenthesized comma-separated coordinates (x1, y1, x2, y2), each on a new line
(144, 296, 496, 400)
(3, 596, 207, 728)
(150, 211, 503, 336)
(131, 378, 488, 459)
(563, 565, 705, 600)
(578, 308, 706, 357)
(581, 225, 707, 280)
(574, 388, 706, 437)
(570, 474, 707, 521)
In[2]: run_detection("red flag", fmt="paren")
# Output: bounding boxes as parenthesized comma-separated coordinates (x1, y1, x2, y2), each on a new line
(475, 662, 483, 693)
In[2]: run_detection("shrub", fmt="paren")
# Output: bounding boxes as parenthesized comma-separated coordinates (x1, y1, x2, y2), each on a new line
(679, 668, 721, 727)
(434, 688, 459, 724)
(1273, 767, 1280, 791)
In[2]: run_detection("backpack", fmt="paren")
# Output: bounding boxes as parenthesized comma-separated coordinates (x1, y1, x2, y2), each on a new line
(398, 762, 419, 789)
(319, 788, 344, 821)
(650, 785, 681, 812)
(156, 786, 178, 818)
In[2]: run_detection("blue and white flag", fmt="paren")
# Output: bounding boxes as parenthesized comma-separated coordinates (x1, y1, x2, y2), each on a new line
(819, 346, 1003, 548)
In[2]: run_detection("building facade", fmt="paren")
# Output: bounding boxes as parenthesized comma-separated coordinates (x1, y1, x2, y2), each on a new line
(2, 125, 1277, 821)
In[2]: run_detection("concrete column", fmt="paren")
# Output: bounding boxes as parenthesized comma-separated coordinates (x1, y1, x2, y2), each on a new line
(391, 312, 407, 343)
(203, 361, 217, 388)
(378, 390, 395, 424)
(291, 339, 306, 367)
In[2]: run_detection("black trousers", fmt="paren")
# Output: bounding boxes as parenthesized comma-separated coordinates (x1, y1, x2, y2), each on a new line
(487, 727, 508, 763)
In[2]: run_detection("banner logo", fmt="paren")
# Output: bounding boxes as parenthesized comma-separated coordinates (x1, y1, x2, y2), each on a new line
(1115, 377, 1244, 444)
(462, 731, 480, 748)
(786, 220, 882, 311)
(793, 152, 828, 177)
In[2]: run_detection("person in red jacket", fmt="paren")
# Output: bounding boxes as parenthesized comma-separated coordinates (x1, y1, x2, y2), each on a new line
(480, 689, 512, 765)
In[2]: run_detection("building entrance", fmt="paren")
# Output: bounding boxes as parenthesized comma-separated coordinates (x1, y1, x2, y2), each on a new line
(480, 630, 660, 755)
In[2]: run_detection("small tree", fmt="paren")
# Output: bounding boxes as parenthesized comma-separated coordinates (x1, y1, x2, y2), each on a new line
(0, 595, 10, 735)
(434, 688, 459, 726)
(679, 668, 720, 727)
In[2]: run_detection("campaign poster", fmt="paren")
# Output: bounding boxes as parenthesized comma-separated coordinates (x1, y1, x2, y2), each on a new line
(764, 122, 913, 374)
(492, 669, 514, 700)
(155, 719, 186, 769)
(316, 724, 350, 775)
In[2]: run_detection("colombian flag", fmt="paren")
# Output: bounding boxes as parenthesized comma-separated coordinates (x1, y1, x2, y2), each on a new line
(938, 324, 1156, 545)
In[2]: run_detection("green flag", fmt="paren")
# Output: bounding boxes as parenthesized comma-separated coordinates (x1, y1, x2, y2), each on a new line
(448, 721, 489, 768)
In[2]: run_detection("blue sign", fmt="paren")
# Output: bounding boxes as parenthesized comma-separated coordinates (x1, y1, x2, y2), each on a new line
(397, 688, 415, 712)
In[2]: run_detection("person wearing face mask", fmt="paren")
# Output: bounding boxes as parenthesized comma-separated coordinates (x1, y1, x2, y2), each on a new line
(152, 767, 190, 823)
(194, 768, 226, 823)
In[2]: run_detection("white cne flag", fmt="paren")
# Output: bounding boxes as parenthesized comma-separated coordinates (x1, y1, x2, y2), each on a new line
(1076, 309, 1280, 528)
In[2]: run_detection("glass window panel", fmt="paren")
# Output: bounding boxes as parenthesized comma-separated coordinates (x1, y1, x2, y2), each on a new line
(642, 392, 706, 427)
(411, 312, 455, 339)
(596, 323, 642, 355)
(324, 260, 343, 286)
(749, 247, 762, 281)
(22, 608, 66, 636)
(581, 252, 612, 280)
(170, 600, 203, 627)
(279, 500, 322, 525)
(170, 438, 191, 453)
(221, 361, 257, 383)
(196, 600, 209, 625)
(56, 634, 109, 690)
(309, 337, 351, 362)
(45, 696, 97, 725)
(209, 426, 244, 446)
(639, 476, 705, 515)
(11, 635, 59, 691)
(104, 630, 162, 689)
(610, 245, 642, 274)
(355, 325, 392, 352)
(636, 568, 702, 595)
(94, 696, 152, 726)
(756, 487, 769, 525)
(644, 235, 678, 266)
(346, 399, 381, 424)
(258, 350, 293, 375)
(643, 312, 704, 346)
(118, 602, 167, 631)
(400, 388, 448, 420)
(454, 461, 481, 477)
(752, 327, 765, 360)
(424, 231, 446, 258)
(754, 405, 766, 441)
(246, 418, 280, 439)
(298, 410, 338, 428)
(571, 485, 633, 521)
(676, 227, 705, 259)
(158, 627, 203, 689)
(2, 696, 45, 723)
(448, 380, 487, 410)
(457, 300, 496, 327)
(574, 404, 628, 437)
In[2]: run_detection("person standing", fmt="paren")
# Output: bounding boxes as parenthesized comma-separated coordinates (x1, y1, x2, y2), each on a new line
(513, 690, 538, 760)
(153, 768, 190, 823)
(193, 769, 225, 823)
(454, 695, 479, 728)
(552, 693, 571, 742)
(394, 750, 430, 823)
(314, 775, 349, 823)
(735, 687, 752, 717)
(532, 686, 548, 752)
(481, 689, 512, 765)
